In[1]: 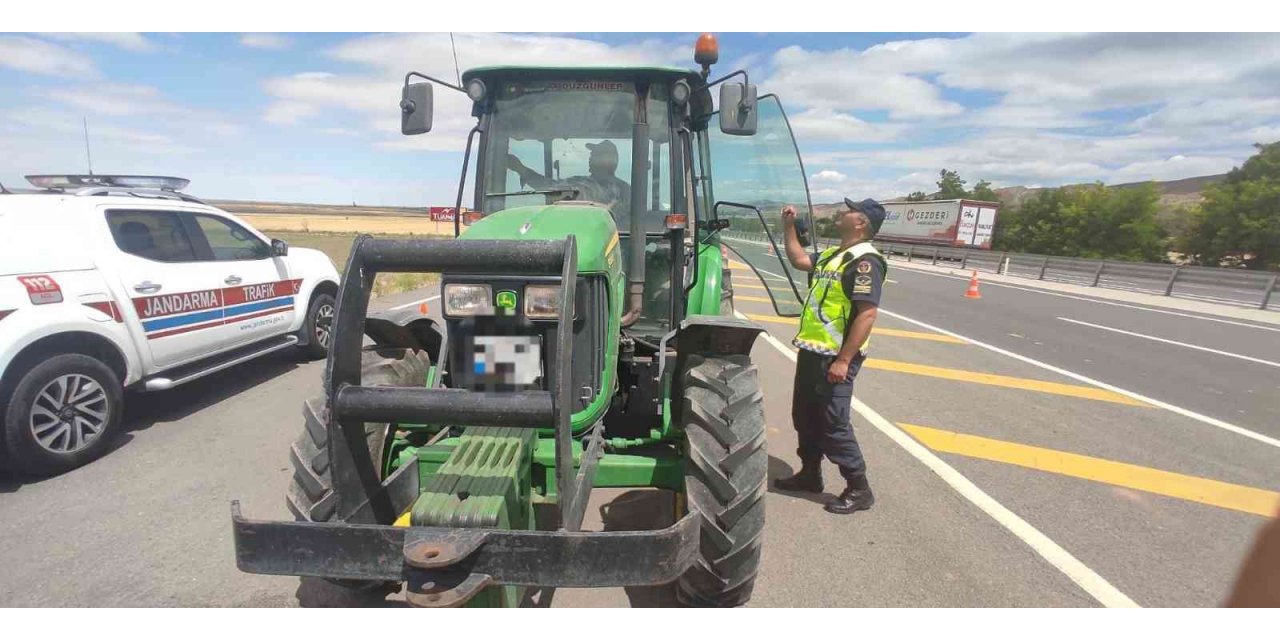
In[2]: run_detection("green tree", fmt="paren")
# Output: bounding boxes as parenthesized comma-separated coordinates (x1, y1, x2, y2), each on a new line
(1180, 142, 1280, 270)
(905, 190, 930, 202)
(936, 169, 968, 199)
(993, 182, 1164, 261)
(971, 179, 1000, 202)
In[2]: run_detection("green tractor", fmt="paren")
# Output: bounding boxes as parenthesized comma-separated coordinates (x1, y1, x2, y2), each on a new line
(231, 35, 819, 607)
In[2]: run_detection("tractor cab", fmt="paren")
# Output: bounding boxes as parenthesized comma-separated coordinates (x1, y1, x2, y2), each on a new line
(399, 60, 817, 331)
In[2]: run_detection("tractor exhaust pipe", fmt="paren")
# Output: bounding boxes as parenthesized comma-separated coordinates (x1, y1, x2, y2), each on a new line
(621, 84, 650, 328)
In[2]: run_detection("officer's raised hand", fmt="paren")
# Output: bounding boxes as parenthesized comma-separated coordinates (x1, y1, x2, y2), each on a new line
(779, 205, 813, 271)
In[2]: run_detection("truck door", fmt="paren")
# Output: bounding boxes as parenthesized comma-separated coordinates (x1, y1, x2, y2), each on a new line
(104, 209, 226, 369)
(705, 94, 815, 317)
(184, 212, 299, 348)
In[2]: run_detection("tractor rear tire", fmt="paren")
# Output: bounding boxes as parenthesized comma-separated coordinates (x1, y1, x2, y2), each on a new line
(677, 354, 767, 607)
(286, 347, 430, 605)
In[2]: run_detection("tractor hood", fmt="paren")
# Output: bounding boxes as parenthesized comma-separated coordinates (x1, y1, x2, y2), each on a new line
(459, 203, 621, 274)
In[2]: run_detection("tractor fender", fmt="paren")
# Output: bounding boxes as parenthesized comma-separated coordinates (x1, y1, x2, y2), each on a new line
(363, 307, 443, 365)
(674, 314, 764, 357)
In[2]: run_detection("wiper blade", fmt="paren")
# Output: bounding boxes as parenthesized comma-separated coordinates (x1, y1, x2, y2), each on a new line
(486, 187, 581, 199)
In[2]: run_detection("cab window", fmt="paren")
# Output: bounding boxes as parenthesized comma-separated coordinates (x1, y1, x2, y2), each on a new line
(191, 214, 271, 261)
(106, 210, 199, 262)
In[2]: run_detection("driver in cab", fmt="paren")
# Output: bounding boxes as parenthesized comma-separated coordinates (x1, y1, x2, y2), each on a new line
(506, 140, 632, 226)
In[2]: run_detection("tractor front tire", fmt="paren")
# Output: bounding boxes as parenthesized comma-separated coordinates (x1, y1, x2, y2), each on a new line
(286, 347, 430, 605)
(677, 354, 767, 607)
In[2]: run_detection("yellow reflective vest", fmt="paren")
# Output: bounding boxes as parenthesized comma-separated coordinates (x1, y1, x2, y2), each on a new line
(792, 242, 887, 355)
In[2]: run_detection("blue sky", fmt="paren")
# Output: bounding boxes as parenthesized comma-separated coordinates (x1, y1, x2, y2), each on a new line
(2, 32, 1279, 206)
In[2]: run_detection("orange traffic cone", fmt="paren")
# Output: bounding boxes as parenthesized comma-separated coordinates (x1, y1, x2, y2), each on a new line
(766, 243, 775, 257)
(964, 271, 982, 299)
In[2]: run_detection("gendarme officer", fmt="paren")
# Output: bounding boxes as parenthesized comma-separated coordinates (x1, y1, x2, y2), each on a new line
(774, 198, 887, 514)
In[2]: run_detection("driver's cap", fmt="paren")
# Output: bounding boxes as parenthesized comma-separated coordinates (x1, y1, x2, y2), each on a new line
(585, 140, 619, 161)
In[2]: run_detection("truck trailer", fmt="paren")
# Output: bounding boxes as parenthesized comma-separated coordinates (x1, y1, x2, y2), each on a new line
(877, 199, 999, 249)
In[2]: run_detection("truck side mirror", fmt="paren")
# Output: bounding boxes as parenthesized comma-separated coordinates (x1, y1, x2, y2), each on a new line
(719, 82, 758, 136)
(401, 82, 433, 135)
(271, 238, 289, 257)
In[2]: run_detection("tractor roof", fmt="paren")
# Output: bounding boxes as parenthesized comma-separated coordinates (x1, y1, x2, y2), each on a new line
(462, 65, 703, 85)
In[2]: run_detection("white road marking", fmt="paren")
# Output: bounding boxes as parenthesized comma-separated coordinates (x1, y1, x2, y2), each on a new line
(891, 264, 1280, 333)
(1059, 317, 1280, 369)
(878, 308, 1280, 450)
(389, 294, 440, 311)
(737, 311, 1139, 608)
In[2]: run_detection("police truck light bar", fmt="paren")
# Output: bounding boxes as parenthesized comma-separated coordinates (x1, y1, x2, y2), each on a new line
(26, 175, 191, 191)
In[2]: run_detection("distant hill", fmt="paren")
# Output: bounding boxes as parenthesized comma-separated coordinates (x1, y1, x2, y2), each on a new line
(991, 173, 1226, 210)
(810, 173, 1227, 219)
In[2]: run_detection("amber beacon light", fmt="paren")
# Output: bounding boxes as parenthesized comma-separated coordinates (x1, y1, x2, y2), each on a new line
(695, 33, 719, 68)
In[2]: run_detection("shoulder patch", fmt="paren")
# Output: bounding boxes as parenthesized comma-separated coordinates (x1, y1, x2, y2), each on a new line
(856, 261, 872, 274)
(855, 275, 872, 286)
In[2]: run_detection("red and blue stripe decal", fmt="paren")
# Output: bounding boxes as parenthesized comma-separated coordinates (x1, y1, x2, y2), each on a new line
(133, 279, 302, 339)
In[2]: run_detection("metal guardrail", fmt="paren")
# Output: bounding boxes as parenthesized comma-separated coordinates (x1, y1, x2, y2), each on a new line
(719, 230, 1279, 311)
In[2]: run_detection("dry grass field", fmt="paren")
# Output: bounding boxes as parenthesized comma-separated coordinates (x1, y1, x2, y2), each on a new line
(271, 231, 440, 298)
(238, 213, 453, 236)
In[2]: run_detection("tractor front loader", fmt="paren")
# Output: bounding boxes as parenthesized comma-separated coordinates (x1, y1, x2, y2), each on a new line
(231, 34, 820, 607)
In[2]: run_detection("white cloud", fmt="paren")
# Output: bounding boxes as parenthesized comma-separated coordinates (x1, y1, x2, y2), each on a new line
(0, 36, 95, 76)
(240, 33, 293, 50)
(804, 169, 937, 203)
(46, 84, 167, 117)
(1108, 155, 1239, 184)
(768, 45, 963, 120)
(810, 169, 847, 183)
(788, 108, 904, 143)
(1, 107, 200, 157)
(260, 33, 689, 152)
(41, 32, 155, 52)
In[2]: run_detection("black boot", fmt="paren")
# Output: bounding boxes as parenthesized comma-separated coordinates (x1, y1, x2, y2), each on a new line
(825, 478, 874, 514)
(773, 463, 824, 493)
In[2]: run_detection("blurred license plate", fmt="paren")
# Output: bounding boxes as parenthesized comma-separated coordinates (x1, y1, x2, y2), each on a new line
(473, 335, 542, 389)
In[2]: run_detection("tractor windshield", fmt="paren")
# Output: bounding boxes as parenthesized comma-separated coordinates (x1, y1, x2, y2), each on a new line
(482, 80, 672, 234)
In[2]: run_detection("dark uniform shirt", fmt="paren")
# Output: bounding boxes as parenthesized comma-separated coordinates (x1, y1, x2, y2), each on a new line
(806, 251, 884, 308)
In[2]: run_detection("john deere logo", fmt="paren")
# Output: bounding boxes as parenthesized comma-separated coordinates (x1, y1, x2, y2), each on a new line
(495, 290, 518, 315)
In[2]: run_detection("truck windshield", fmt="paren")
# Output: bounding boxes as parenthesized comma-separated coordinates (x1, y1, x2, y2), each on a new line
(482, 80, 672, 234)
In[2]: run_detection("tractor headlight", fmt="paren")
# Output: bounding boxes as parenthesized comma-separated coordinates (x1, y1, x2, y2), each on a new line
(466, 79, 487, 102)
(524, 284, 562, 319)
(444, 283, 494, 316)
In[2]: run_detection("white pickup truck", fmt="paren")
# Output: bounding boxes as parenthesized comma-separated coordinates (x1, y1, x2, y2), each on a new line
(0, 175, 340, 475)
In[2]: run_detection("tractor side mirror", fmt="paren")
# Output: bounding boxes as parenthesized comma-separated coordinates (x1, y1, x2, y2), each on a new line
(719, 82, 758, 136)
(401, 82, 433, 135)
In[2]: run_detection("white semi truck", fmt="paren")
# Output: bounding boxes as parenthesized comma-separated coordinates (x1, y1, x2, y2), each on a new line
(878, 199, 1000, 249)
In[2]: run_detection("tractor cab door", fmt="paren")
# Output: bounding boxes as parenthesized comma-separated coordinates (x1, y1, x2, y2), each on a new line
(705, 94, 815, 317)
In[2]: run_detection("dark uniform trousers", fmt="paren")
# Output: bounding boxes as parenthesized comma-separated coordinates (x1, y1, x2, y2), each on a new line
(791, 348, 867, 483)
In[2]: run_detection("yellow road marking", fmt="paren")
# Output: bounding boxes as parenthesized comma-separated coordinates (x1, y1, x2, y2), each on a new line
(742, 313, 956, 342)
(901, 423, 1280, 517)
(741, 313, 966, 344)
(735, 294, 775, 303)
(868, 359, 1149, 407)
(728, 259, 751, 269)
(735, 283, 770, 291)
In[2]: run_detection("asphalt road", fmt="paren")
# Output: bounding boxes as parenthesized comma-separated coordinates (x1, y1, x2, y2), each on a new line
(1, 250, 1277, 607)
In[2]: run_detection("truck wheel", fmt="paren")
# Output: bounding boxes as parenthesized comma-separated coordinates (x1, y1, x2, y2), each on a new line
(286, 347, 430, 604)
(298, 292, 337, 361)
(677, 354, 766, 607)
(2, 354, 123, 476)
(720, 267, 734, 315)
